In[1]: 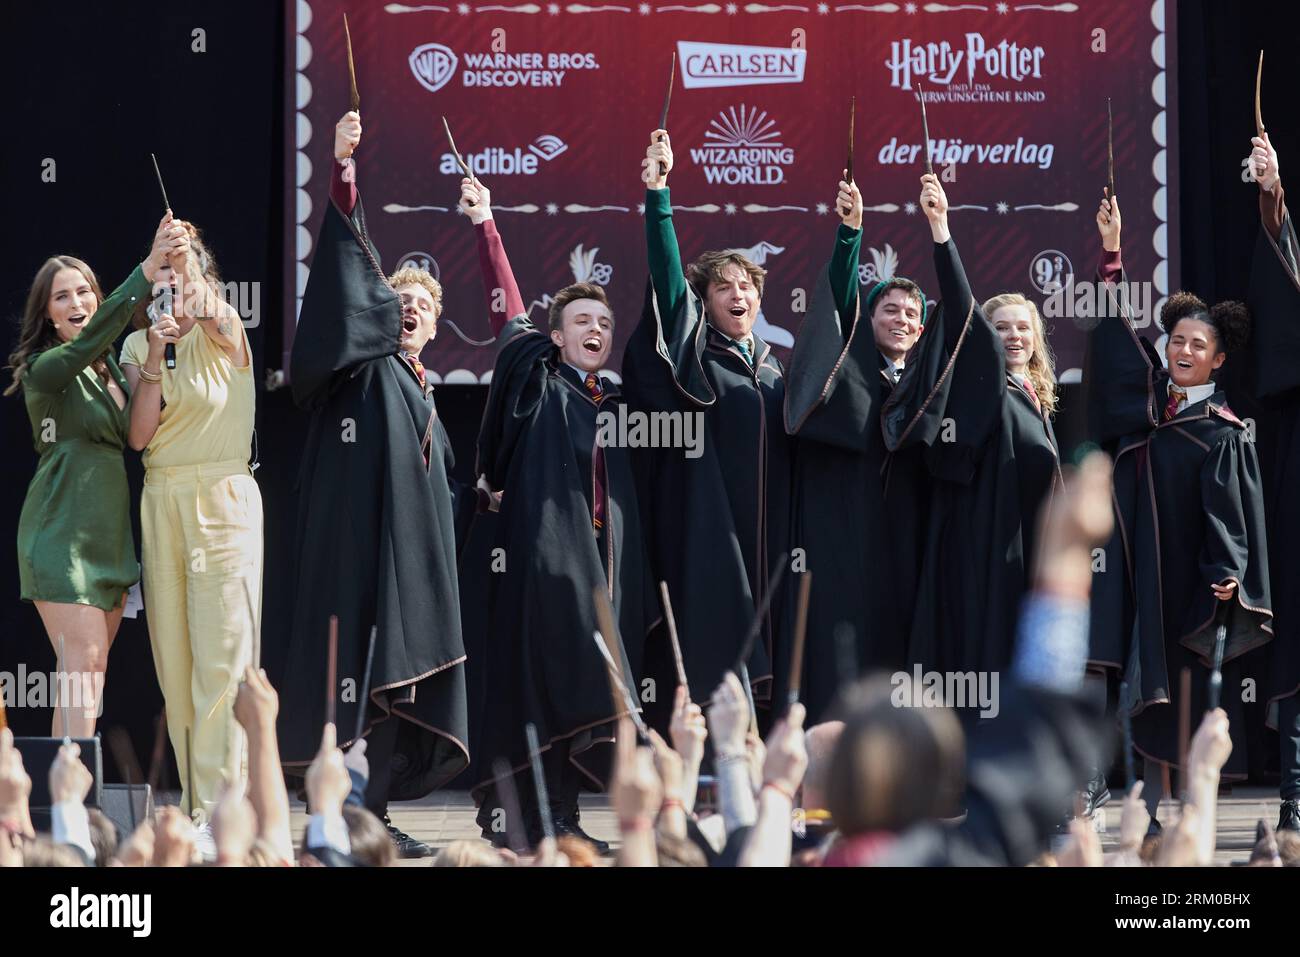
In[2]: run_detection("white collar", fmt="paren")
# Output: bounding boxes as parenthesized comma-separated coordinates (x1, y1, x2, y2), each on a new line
(1168, 380, 1215, 406)
(566, 362, 600, 383)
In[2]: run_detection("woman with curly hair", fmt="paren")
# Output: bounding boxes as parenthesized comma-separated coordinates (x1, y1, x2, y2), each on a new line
(1088, 189, 1273, 829)
(7, 214, 184, 736)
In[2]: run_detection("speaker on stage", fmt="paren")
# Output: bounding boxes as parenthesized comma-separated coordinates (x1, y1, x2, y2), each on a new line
(13, 736, 103, 833)
(101, 783, 153, 838)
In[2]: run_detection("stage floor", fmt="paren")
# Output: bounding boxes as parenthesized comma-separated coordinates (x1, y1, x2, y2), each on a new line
(261, 787, 1286, 867)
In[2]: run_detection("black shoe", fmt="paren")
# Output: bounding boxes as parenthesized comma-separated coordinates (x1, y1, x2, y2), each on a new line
(1081, 770, 1111, 819)
(1278, 799, 1300, 833)
(382, 814, 433, 859)
(553, 814, 611, 856)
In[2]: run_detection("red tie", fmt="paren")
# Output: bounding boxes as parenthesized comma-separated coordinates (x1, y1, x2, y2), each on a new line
(584, 373, 607, 533)
(1164, 386, 1186, 422)
(1019, 375, 1041, 412)
(403, 352, 427, 390)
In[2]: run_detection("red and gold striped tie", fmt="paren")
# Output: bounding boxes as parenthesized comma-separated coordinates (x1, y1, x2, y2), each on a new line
(584, 373, 607, 532)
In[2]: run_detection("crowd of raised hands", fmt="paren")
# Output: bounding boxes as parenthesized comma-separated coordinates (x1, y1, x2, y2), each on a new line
(0, 455, 1287, 868)
(0, 669, 1281, 868)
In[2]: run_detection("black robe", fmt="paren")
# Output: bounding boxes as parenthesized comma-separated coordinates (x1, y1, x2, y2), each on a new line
(781, 269, 932, 723)
(275, 193, 469, 797)
(622, 283, 788, 710)
(886, 239, 1062, 677)
(1086, 268, 1273, 777)
(1247, 206, 1300, 724)
(467, 316, 649, 805)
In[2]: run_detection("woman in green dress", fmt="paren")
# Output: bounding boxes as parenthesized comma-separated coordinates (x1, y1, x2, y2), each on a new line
(6, 212, 183, 736)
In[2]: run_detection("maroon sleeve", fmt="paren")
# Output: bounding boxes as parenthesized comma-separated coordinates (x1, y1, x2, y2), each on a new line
(1260, 179, 1286, 242)
(1096, 247, 1122, 285)
(329, 158, 357, 216)
(475, 219, 526, 338)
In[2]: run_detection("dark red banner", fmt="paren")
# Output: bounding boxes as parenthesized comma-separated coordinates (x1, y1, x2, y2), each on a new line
(284, 0, 1178, 384)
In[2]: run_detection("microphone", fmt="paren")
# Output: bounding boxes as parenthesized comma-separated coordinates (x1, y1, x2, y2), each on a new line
(158, 286, 175, 370)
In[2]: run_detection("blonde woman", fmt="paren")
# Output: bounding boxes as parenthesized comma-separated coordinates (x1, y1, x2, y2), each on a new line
(885, 173, 1063, 685)
(119, 221, 261, 836)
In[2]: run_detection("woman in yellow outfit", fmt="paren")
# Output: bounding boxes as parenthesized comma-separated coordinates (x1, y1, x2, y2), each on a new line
(120, 221, 261, 830)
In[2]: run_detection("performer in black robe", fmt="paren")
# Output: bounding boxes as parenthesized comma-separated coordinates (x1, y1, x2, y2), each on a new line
(782, 176, 933, 723)
(458, 179, 648, 852)
(884, 174, 1062, 682)
(1245, 131, 1300, 830)
(622, 130, 790, 714)
(275, 113, 470, 857)
(1086, 189, 1272, 823)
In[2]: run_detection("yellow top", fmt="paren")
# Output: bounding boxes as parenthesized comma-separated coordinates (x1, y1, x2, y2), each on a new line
(121, 322, 255, 470)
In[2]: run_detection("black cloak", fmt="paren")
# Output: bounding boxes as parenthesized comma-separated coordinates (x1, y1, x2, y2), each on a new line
(275, 193, 469, 797)
(467, 316, 649, 804)
(884, 238, 1062, 678)
(782, 268, 934, 723)
(621, 281, 788, 712)
(1086, 266, 1272, 777)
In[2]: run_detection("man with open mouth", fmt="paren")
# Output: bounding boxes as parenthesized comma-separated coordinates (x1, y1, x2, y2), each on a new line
(458, 176, 649, 855)
(624, 128, 798, 728)
(276, 110, 471, 859)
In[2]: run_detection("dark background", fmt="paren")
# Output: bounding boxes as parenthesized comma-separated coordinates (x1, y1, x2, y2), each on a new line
(1, 0, 1297, 786)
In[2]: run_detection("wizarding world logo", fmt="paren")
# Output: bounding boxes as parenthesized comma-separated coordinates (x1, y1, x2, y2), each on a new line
(690, 105, 795, 186)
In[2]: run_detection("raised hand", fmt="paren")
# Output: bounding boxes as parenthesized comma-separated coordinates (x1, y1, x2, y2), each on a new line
(668, 684, 706, 773)
(305, 723, 350, 817)
(920, 173, 949, 243)
(48, 740, 92, 806)
(152, 805, 196, 867)
(143, 212, 185, 282)
(1097, 189, 1121, 253)
(335, 111, 362, 163)
(1251, 133, 1279, 191)
(762, 703, 808, 800)
(642, 129, 673, 190)
(837, 172, 863, 230)
(708, 672, 750, 759)
(459, 176, 493, 225)
(234, 666, 279, 738)
(0, 729, 32, 830)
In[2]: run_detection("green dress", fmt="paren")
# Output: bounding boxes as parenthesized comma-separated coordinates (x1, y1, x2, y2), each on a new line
(17, 265, 151, 610)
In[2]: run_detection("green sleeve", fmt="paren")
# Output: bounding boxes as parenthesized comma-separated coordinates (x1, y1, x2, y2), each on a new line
(645, 187, 688, 318)
(25, 265, 152, 393)
(829, 224, 862, 320)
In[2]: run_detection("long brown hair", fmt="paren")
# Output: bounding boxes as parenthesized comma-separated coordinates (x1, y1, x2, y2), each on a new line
(982, 292, 1058, 416)
(5, 256, 105, 396)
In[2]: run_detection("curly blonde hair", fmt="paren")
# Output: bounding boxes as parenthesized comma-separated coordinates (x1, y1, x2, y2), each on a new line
(982, 292, 1058, 416)
(387, 267, 443, 316)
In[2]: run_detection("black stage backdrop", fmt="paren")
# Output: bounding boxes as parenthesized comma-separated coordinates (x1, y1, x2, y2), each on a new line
(1, 0, 1297, 786)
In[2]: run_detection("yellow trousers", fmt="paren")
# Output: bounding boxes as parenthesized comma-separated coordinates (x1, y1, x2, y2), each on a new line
(141, 459, 262, 823)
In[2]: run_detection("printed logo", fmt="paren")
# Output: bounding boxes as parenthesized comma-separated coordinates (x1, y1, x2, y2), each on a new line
(570, 244, 612, 286)
(409, 43, 458, 93)
(438, 134, 568, 177)
(461, 50, 600, 88)
(861, 243, 900, 285)
(690, 105, 795, 185)
(886, 33, 1046, 102)
(1029, 249, 1072, 296)
(678, 41, 806, 90)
